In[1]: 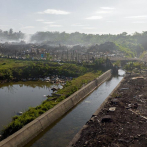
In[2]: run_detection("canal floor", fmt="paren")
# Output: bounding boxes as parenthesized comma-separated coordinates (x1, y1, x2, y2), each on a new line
(25, 70, 125, 147)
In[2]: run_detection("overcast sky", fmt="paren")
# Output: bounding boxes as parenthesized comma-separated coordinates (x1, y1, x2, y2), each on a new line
(1, 0, 147, 34)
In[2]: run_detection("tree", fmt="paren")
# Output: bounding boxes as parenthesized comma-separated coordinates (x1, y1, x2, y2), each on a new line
(9, 29, 13, 35)
(26, 54, 30, 59)
(46, 53, 52, 61)
(120, 32, 128, 36)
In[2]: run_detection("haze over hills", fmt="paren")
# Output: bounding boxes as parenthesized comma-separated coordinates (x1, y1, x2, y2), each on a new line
(0, 29, 146, 58)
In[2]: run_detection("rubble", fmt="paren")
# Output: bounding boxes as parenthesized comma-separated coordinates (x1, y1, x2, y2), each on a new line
(111, 99, 119, 105)
(109, 107, 116, 112)
(101, 115, 113, 123)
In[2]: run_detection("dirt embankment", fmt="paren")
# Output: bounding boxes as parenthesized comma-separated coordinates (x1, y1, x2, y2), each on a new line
(71, 74, 147, 147)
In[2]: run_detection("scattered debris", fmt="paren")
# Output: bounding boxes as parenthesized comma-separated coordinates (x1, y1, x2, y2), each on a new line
(109, 107, 116, 112)
(17, 111, 23, 115)
(120, 88, 129, 90)
(111, 99, 119, 105)
(132, 77, 144, 80)
(51, 87, 58, 91)
(101, 115, 112, 123)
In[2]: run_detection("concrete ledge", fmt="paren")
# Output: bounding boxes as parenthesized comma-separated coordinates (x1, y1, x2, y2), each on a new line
(0, 70, 112, 147)
(0, 119, 43, 147)
(68, 76, 125, 147)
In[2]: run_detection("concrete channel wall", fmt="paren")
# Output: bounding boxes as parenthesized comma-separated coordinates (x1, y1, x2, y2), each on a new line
(0, 70, 112, 147)
(68, 76, 125, 147)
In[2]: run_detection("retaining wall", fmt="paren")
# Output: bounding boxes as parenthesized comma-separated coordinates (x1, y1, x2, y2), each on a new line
(68, 76, 125, 147)
(0, 70, 112, 147)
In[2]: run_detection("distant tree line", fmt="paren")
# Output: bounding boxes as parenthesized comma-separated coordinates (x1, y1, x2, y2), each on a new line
(30, 31, 146, 46)
(30, 31, 147, 56)
(0, 29, 24, 41)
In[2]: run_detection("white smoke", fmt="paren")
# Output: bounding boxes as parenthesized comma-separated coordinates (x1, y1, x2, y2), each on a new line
(23, 34, 32, 43)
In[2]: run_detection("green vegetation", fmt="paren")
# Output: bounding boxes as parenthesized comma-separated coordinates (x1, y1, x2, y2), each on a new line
(0, 59, 31, 70)
(30, 31, 147, 57)
(113, 60, 121, 67)
(88, 42, 136, 58)
(46, 53, 52, 61)
(0, 71, 102, 140)
(0, 58, 89, 81)
(115, 43, 135, 58)
(0, 57, 111, 82)
(30, 31, 146, 48)
(0, 29, 24, 41)
(57, 71, 102, 97)
(124, 62, 145, 73)
(140, 51, 147, 59)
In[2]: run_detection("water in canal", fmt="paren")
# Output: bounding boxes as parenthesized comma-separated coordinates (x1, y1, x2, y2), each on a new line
(0, 81, 61, 131)
(24, 69, 125, 147)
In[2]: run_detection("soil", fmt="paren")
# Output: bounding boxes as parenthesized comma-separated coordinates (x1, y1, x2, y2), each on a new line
(71, 74, 147, 147)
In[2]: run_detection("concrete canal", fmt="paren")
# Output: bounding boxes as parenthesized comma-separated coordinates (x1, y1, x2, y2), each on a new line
(24, 69, 125, 147)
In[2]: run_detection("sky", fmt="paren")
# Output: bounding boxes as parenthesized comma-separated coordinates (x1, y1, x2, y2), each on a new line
(0, 0, 147, 35)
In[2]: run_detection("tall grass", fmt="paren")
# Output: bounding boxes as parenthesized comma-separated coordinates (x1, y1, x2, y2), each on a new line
(0, 58, 89, 80)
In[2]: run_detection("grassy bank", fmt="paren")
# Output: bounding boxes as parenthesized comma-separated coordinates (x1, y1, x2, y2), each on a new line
(0, 70, 102, 140)
(0, 58, 89, 81)
(0, 57, 109, 82)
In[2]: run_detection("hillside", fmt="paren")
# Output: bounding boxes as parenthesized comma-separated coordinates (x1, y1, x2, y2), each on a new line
(87, 42, 135, 58)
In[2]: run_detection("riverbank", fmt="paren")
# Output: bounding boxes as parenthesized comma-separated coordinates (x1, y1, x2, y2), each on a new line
(69, 73, 147, 147)
(0, 75, 71, 88)
(0, 58, 111, 84)
(0, 58, 89, 84)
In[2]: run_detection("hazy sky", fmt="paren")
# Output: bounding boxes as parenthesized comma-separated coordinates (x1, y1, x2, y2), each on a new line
(1, 0, 147, 34)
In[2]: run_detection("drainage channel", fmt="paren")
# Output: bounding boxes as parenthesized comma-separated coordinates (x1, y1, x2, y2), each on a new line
(25, 69, 125, 147)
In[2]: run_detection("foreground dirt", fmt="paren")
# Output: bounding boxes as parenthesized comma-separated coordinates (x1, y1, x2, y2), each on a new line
(71, 74, 147, 147)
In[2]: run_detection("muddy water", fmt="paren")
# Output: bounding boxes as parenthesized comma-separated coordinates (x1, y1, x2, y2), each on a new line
(24, 69, 125, 147)
(0, 81, 61, 131)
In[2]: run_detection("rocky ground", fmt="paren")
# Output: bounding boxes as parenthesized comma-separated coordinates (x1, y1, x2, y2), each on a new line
(71, 74, 147, 147)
